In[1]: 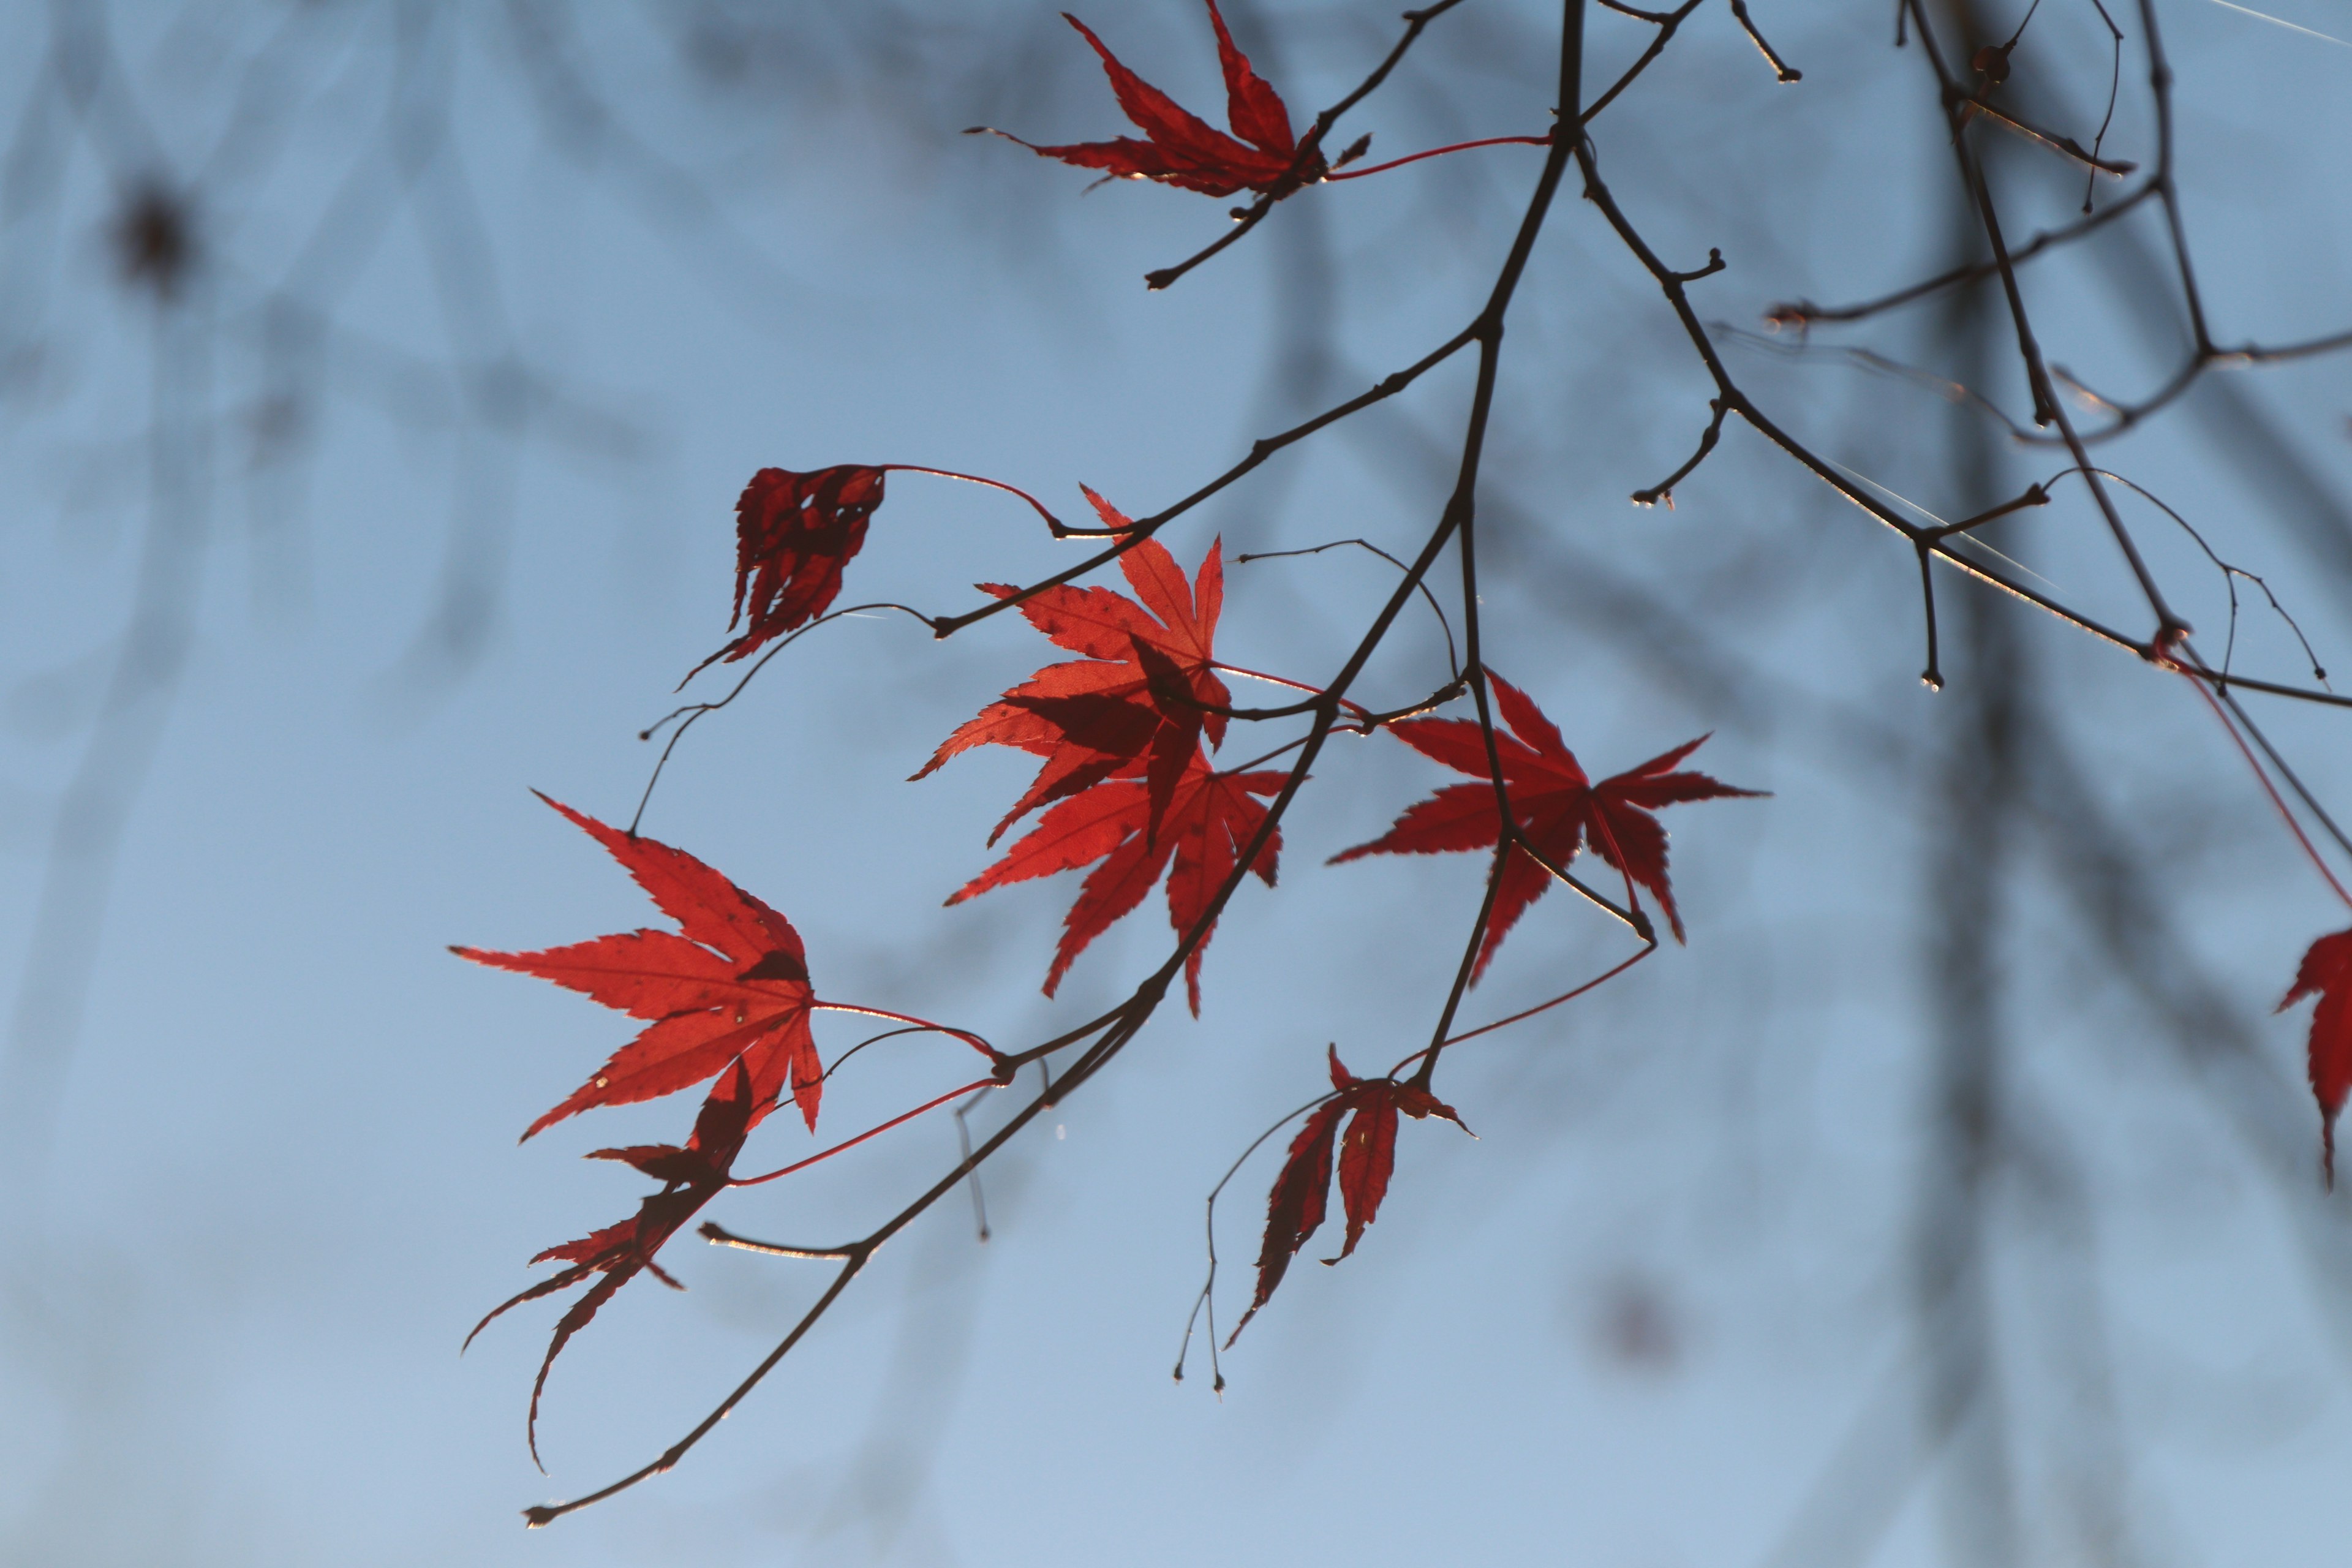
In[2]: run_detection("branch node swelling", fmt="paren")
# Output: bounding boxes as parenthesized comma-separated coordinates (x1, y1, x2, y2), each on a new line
(1632, 399, 1727, 508)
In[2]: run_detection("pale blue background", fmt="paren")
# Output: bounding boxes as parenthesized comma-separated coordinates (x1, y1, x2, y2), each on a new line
(2, 2, 2350, 1563)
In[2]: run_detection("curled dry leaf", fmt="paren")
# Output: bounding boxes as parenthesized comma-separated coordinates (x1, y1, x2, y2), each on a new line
(692, 464, 888, 677)
(974, 1, 1325, 200)
(2281, 927, 2352, 1186)
(453, 794, 823, 1138)
(1226, 1047, 1468, 1346)
(1333, 674, 1761, 976)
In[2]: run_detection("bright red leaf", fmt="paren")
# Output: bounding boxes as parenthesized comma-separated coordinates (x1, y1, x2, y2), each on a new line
(1226, 1047, 1466, 1346)
(453, 794, 824, 1138)
(946, 754, 1281, 1013)
(2281, 926, 2352, 1186)
(1332, 674, 1760, 976)
(467, 1060, 757, 1466)
(692, 464, 887, 676)
(982, 2, 1325, 200)
(914, 528, 1231, 843)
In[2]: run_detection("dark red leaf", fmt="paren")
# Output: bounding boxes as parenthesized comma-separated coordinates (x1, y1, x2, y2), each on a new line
(693, 464, 888, 676)
(1332, 674, 1760, 975)
(466, 1060, 758, 1466)
(584, 1143, 707, 1185)
(1205, 0, 1295, 157)
(453, 794, 823, 1137)
(584, 1060, 763, 1185)
(1229, 1080, 1346, 1348)
(2282, 927, 2352, 1186)
(992, 2, 1324, 200)
(945, 756, 1281, 1012)
(1331, 1092, 1398, 1262)
(1226, 1049, 1467, 1345)
(1332, 1072, 1463, 1264)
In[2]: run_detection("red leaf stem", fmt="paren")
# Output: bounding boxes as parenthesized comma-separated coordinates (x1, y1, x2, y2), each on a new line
(812, 1000, 1002, 1063)
(876, 464, 1075, 536)
(728, 1077, 998, 1188)
(2167, 660, 2352, 910)
(1324, 132, 1553, 181)
(1390, 946, 1654, 1077)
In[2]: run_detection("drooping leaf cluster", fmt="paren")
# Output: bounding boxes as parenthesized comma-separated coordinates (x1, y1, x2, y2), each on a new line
(456, 797, 993, 1460)
(1226, 1047, 1469, 1347)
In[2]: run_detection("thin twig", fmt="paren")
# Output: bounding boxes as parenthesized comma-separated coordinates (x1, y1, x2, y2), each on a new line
(633, 602, 933, 834)
(1763, 184, 2154, 329)
(1174, 1087, 1338, 1391)
(953, 1087, 991, 1243)
(1726, 0, 1803, 81)
(1958, 94, 2135, 176)
(1237, 537, 1462, 677)
(1631, 397, 1726, 507)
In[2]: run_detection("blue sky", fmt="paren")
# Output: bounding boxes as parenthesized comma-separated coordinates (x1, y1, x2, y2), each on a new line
(3, 2, 2351, 1563)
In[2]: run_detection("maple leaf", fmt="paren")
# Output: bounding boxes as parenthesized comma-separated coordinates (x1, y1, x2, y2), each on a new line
(978, 2, 1326, 200)
(1332, 674, 1761, 978)
(467, 1059, 757, 1466)
(946, 755, 1281, 1014)
(2280, 927, 2352, 1186)
(1225, 1047, 1467, 1346)
(692, 464, 888, 676)
(453, 794, 824, 1138)
(914, 527, 1232, 844)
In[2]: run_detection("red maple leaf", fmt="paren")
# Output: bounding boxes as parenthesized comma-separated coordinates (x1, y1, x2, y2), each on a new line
(915, 526, 1231, 843)
(980, 2, 1325, 200)
(2281, 927, 2352, 1186)
(1226, 1047, 1468, 1346)
(453, 794, 824, 1138)
(1332, 674, 1760, 977)
(692, 464, 888, 676)
(467, 1059, 757, 1466)
(946, 755, 1281, 1013)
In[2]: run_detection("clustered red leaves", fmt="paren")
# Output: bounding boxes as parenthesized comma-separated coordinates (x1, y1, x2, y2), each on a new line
(922, 529, 1278, 1011)
(694, 464, 888, 675)
(469, 506, 1766, 1464)
(951, 758, 1283, 1012)
(1227, 1047, 1469, 1347)
(2281, 927, 2352, 1186)
(455, 801, 837, 1457)
(984, 1, 1326, 200)
(916, 515, 1230, 842)
(1335, 674, 1761, 976)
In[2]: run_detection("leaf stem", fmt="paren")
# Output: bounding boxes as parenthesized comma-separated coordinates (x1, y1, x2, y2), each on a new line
(2165, 655, 2352, 912)
(728, 1077, 998, 1188)
(812, 1000, 999, 1063)
(1324, 133, 1553, 181)
(876, 464, 1073, 537)
(1394, 944, 1655, 1072)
